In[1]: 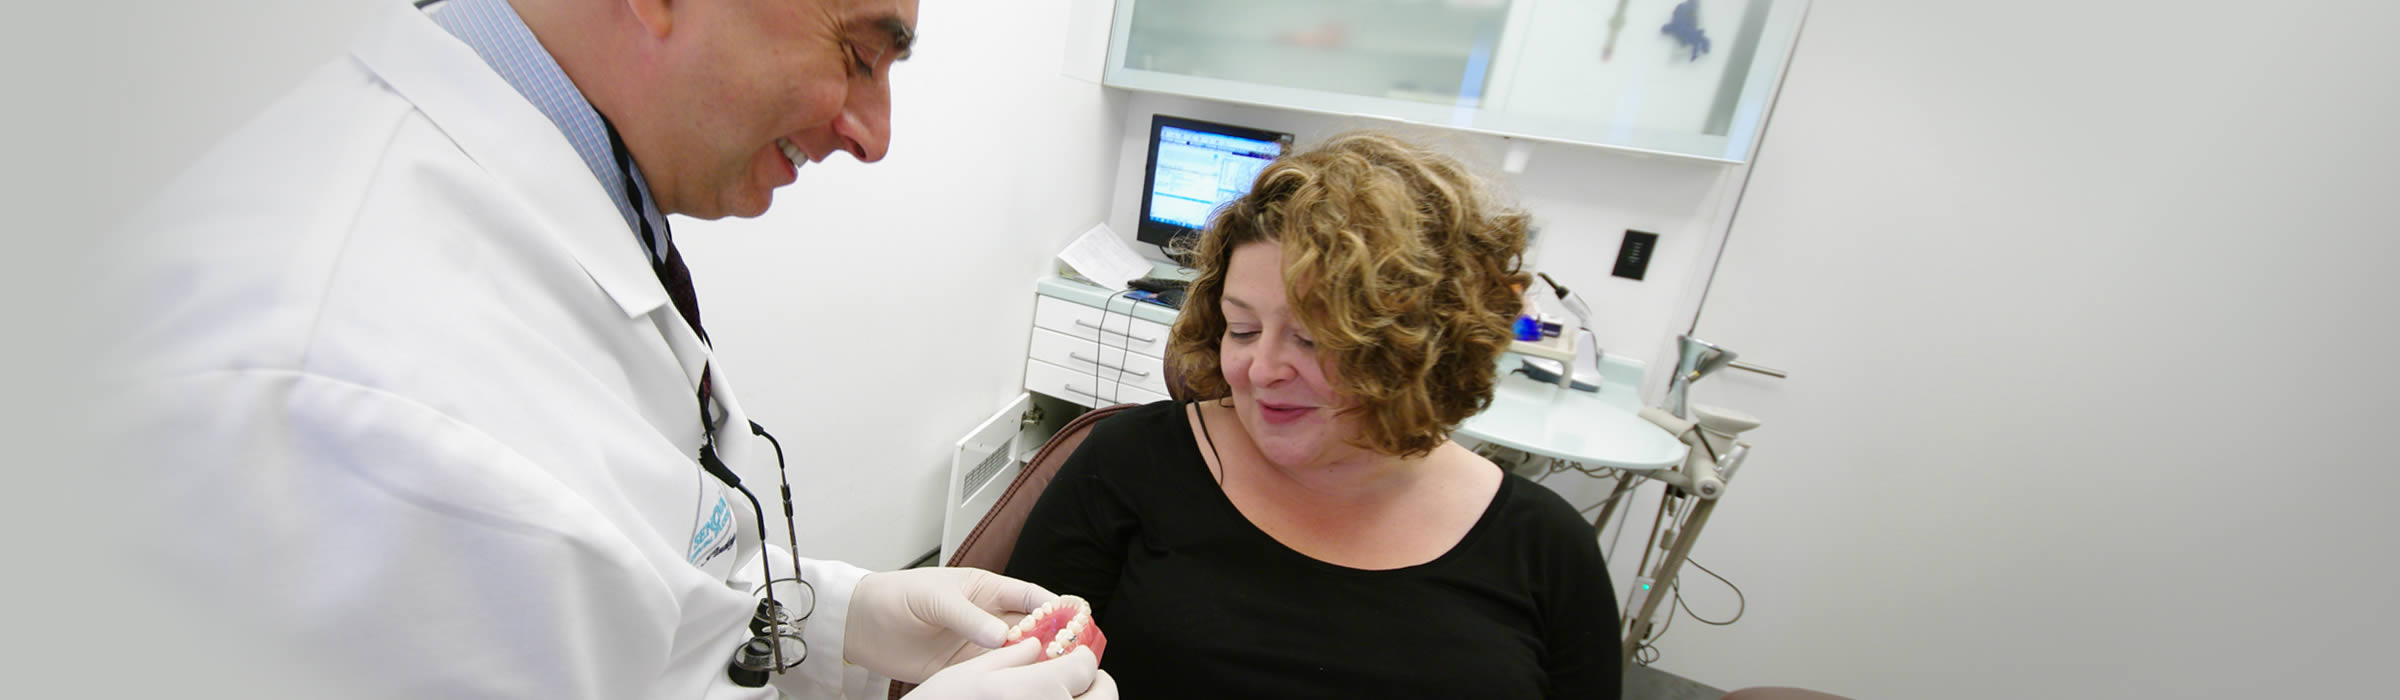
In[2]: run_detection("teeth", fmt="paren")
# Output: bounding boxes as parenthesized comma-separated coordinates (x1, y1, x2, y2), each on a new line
(1008, 595, 1098, 659)
(778, 138, 806, 170)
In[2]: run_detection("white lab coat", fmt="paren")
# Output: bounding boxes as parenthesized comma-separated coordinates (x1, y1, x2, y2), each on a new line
(98, 2, 876, 698)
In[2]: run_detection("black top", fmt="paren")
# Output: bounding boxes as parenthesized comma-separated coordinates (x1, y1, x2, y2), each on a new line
(1007, 401, 1621, 700)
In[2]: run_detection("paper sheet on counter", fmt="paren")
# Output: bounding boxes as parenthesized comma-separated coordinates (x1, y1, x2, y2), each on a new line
(1056, 223, 1150, 291)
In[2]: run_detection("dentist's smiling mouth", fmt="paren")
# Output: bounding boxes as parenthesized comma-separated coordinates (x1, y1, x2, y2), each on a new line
(777, 138, 809, 172)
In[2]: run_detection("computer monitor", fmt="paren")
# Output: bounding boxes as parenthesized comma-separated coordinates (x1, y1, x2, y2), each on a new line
(1135, 115, 1293, 254)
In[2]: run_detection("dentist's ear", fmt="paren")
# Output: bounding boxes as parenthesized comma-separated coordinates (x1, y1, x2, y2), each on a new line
(625, 0, 675, 39)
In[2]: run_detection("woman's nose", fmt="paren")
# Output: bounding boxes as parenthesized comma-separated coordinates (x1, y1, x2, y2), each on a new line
(1247, 338, 1300, 386)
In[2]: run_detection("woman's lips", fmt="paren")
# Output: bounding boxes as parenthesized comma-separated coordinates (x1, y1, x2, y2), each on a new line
(1258, 402, 1315, 425)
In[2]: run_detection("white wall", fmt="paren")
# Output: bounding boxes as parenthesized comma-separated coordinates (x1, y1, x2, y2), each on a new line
(74, 4, 385, 698)
(682, 0, 1127, 568)
(1638, 1, 2400, 697)
(105, 0, 379, 218)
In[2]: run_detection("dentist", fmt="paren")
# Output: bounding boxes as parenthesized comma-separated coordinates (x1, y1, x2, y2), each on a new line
(97, 0, 1111, 698)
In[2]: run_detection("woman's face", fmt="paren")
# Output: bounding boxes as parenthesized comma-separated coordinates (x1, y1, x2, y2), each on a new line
(1219, 241, 1362, 469)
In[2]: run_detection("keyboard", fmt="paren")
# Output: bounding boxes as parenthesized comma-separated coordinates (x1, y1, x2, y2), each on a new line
(1127, 276, 1189, 294)
(1131, 288, 1186, 309)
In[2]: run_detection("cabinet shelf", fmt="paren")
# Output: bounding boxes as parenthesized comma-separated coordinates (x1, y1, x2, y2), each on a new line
(1102, 0, 1811, 163)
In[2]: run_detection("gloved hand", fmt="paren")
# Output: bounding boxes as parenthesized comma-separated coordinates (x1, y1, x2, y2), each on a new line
(844, 567, 1052, 683)
(905, 640, 1117, 700)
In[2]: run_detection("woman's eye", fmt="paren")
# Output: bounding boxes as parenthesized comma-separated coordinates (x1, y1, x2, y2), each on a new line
(1226, 330, 1260, 341)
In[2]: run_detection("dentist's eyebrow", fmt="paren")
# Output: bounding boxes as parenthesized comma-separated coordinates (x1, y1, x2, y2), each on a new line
(875, 16, 915, 60)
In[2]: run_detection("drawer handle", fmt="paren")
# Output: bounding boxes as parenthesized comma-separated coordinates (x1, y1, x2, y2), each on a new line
(1067, 351, 1152, 378)
(1071, 318, 1159, 344)
(1062, 384, 1105, 399)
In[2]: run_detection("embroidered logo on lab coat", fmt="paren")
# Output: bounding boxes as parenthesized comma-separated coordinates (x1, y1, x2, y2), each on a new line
(688, 495, 738, 567)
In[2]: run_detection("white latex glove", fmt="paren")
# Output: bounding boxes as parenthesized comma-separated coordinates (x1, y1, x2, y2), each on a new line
(905, 640, 1116, 700)
(844, 567, 1052, 683)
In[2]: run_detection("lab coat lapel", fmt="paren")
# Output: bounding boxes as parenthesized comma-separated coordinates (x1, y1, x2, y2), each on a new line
(354, 2, 765, 479)
(350, 1, 718, 396)
(350, 1, 666, 324)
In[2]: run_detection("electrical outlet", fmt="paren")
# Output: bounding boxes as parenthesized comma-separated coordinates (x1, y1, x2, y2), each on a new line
(1613, 230, 1658, 280)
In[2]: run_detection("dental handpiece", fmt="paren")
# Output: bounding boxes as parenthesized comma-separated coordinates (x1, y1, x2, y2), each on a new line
(1538, 272, 1595, 330)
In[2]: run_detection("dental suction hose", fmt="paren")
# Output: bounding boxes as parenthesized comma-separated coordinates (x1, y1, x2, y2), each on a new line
(1639, 407, 1726, 499)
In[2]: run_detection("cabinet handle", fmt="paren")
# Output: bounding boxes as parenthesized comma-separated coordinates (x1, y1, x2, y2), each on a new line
(1067, 351, 1151, 378)
(1072, 318, 1158, 344)
(1062, 384, 1105, 399)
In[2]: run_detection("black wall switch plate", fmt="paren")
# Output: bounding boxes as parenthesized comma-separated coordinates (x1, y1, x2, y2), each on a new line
(1613, 230, 1658, 280)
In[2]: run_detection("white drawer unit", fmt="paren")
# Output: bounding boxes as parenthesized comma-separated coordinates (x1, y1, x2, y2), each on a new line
(1033, 295, 1172, 358)
(1024, 282, 1185, 409)
(1024, 355, 1115, 408)
(1114, 350, 1168, 398)
(1027, 327, 1157, 389)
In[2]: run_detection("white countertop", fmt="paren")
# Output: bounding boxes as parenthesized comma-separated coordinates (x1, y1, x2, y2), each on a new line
(1457, 355, 1688, 472)
(1035, 266, 1189, 326)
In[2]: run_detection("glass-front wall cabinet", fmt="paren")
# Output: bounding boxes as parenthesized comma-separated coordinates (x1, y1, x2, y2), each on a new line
(1104, 0, 1808, 163)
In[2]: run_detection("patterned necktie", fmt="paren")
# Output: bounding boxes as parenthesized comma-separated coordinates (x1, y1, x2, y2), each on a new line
(604, 126, 705, 343)
(604, 118, 717, 435)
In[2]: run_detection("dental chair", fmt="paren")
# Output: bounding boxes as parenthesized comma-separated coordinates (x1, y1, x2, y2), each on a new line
(893, 359, 1216, 697)
(935, 360, 1204, 574)
(938, 402, 1141, 575)
(891, 401, 1144, 698)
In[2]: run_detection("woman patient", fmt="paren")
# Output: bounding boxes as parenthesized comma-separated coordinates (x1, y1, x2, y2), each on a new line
(1007, 132, 1620, 698)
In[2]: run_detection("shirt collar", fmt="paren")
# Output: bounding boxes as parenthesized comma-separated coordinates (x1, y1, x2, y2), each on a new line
(428, 0, 671, 262)
(357, 0, 669, 321)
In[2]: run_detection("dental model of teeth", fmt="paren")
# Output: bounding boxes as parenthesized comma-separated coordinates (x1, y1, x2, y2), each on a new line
(1003, 594, 1106, 661)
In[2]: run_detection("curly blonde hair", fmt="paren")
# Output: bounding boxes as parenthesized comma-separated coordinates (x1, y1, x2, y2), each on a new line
(1167, 131, 1531, 458)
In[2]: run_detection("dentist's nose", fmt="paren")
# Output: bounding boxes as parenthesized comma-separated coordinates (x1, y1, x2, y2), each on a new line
(835, 85, 892, 163)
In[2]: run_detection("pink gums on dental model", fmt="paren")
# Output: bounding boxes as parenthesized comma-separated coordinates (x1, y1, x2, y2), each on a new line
(1005, 594, 1106, 661)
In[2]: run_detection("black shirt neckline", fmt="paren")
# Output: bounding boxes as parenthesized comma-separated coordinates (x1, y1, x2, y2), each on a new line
(1171, 400, 1513, 576)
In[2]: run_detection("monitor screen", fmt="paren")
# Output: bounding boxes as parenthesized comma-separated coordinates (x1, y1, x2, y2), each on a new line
(1136, 115, 1292, 252)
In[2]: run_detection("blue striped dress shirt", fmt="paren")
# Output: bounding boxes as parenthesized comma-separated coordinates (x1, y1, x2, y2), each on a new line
(427, 0, 672, 263)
